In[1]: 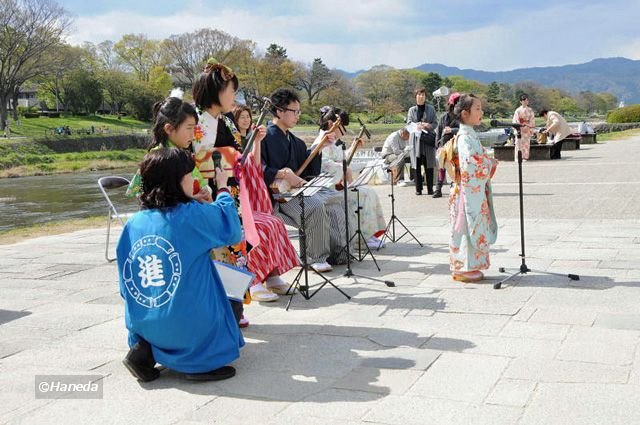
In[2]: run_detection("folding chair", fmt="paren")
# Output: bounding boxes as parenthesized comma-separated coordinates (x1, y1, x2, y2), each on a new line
(97, 176, 135, 262)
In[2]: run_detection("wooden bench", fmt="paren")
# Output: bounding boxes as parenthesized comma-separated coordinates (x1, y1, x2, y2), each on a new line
(561, 134, 581, 151)
(493, 141, 564, 161)
(581, 133, 597, 144)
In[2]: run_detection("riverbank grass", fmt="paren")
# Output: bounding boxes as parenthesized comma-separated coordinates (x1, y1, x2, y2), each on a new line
(0, 216, 106, 245)
(0, 149, 145, 178)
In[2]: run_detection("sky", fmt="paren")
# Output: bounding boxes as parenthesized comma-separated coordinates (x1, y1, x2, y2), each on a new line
(60, 0, 640, 72)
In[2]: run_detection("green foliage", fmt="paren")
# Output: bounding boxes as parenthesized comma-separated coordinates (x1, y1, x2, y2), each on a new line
(17, 106, 38, 116)
(421, 72, 442, 96)
(125, 81, 163, 121)
(607, 104, 640, 123)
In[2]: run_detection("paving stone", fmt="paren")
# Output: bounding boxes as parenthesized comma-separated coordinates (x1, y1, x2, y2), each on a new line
(274, 388, 384, 421)
(499, 320, 570, 341)
(595, 313, 640, 331)
(503, 357, 629, 383)
(529, 307, 597, 326)
(556, 326, 639, 366)
(407, 352, 510, 403)
(519, 383, 640, 425)
(332, 367, 423, 395)
(485, 378, 536, 407)
(185, 396, 290, 423)
(423, 332, 561, 359)
(363, 395, 522, 425)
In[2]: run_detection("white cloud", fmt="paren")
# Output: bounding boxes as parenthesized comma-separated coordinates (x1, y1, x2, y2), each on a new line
(64, 0, 640, 72)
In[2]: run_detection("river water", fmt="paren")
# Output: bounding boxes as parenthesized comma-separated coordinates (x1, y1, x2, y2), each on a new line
(0, 129, 511, 232)
(0, 168, 138, 232)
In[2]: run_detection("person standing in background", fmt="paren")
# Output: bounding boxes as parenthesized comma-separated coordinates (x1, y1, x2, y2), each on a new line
(512, 94, 535, 161)
(406, 88, 438, 195)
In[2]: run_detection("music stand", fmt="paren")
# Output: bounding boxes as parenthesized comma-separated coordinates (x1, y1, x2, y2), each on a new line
(336, 143, 395, 288)
(346, 164, 382, 269)
(378, 151, 423, 248)
(494, 126, 579, 289)
(281, 174, 351, 310)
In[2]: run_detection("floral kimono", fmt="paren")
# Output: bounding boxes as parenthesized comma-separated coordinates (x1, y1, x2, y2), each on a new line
(512, 105, 535, 160)
(312, 130, 386, 241)
(448, 124, 498, 272)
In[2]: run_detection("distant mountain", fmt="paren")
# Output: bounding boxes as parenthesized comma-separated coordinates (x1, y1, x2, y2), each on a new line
(337, 57, 640, 104)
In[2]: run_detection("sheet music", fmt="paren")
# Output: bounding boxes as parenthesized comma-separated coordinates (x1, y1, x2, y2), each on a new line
(349, 164, 379, 189)
(386, 150, 409, 170)
(286, 173, 334, 200)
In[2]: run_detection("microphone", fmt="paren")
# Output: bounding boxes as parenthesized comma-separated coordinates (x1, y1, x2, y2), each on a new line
(249, 94, 272, 106)
(490, 119, 522, 129)
(212, 151, 222, 170)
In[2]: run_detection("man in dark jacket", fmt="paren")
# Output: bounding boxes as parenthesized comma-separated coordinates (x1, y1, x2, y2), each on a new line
(406, 88, 437, 195)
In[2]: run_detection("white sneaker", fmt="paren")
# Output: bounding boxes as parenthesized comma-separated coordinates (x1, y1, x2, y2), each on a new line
(310, 261, 333, 272)
(397, 181, 409, 187)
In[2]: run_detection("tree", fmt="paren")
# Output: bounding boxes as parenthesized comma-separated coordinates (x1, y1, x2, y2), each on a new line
(114, 34, 163, 82)
(318, 74, 364, 114)
(354, 66, 400, 121)
(265, 43, 287, 60)
(36, 44, 88, 112)
(486, 81, 501, 104)
(0, 0, 72, 127)
(65, 68, 102, 113)
(251, 44, 297, 98)
(421, 72, 442, 97)
(100, 69, 131, 114)
(162, 28, 255, 88)
(294, 58, 336, 106)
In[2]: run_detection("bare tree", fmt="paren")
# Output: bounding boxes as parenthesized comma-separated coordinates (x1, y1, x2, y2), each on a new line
(0, 0, 71, 126)
(113, 33, 163, 82)
(294, 58, 337, 106)
(162, 28, 254, 88)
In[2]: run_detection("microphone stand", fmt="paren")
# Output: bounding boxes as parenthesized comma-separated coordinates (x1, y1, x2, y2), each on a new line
(338, 143, 395, 288)
(494, 127, 579, 289)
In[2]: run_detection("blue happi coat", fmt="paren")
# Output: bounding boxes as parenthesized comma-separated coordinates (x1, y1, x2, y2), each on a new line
(116, 192, 244, 373)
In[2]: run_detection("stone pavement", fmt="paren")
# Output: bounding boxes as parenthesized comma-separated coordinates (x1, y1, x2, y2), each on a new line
(1, 137, 639, 425)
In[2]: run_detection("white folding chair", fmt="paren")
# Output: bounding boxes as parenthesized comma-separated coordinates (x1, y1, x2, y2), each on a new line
(97, 176, 135, 262)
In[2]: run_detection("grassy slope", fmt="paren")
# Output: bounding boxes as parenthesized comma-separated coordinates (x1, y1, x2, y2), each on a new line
(4, 114, 148, 139)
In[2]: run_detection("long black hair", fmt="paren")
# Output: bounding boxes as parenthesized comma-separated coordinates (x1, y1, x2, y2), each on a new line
(149, 97, 198, 150)
(139, 148, 195, 210)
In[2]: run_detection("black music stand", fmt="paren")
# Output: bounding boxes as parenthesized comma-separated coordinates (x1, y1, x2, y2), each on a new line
(378, 152, 423, 248)
(281, 175, 351, 310)
(345, 164, 381, 269)
(336, 144, 395, 288)
(494, 129, 579, 289)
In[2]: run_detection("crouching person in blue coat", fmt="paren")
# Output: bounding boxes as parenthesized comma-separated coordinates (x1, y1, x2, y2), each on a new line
(116, 147, 244, 382)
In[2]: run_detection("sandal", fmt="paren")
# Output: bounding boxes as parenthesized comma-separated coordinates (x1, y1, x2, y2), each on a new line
(451, 270, 484, 283)
(249, 283, 279, 302)
(265, 276, 296, 295)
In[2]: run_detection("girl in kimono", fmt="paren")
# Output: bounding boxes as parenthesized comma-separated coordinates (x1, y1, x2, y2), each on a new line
(512, 94, 535, 160)
(117, 148, 243, 382)
(449, 94, 498, 282)
(312, 107, 386, 250)
(192, 60, 299, 304)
